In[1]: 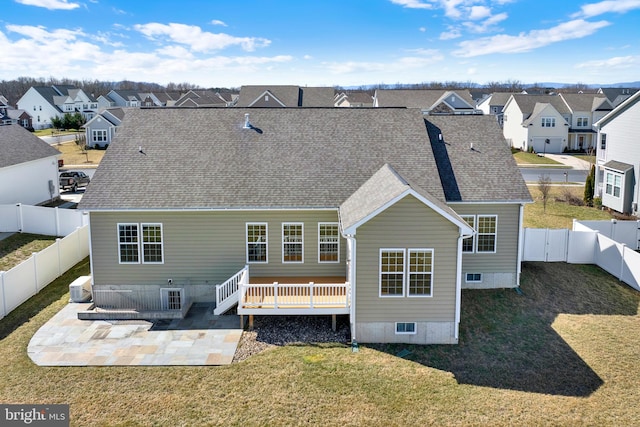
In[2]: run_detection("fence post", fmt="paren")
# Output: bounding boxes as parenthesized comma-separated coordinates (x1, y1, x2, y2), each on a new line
(0, 271, 6, 319)
(56, 238, 62, 277)
(55, 207, 61, 236)
(32, 252, 39, 294)
(620, 244, 627, 282)
(16, 203, 23, 233)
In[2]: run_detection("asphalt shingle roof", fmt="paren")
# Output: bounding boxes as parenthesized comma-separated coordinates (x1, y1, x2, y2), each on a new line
(509, 94, 570, 118)
(236, 86, 334, 107)
(374, 89, 473, 110)
(0, 125, 60, 168)
(560, 93, 611, 113)
(79, 108, 531, 211)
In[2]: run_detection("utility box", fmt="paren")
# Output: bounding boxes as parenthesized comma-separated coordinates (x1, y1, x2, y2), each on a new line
(69, 276, 92, 303)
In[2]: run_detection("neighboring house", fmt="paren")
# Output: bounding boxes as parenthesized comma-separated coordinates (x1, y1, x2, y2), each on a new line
(0, 96, 33, 128)
(593, 90, 640, 216)
(476, 92, 520, 127)
(102, 90, 144, 108)
(173, 90, 230, 107)
(502, 94, 570, 153)
(78, 108, 531, 345)
(235, 86, 335, 107)
(373, 89, 479, 115)
(334, 91, 374, 108)
(17, 85, 98, 129)
(596, 87, 639, 108)
(559, 93, 613, 152)
(83, 108, 125, 148)
(0, 124, 61, 205)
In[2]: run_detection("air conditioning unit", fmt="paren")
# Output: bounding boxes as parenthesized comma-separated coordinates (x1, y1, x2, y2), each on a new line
(69, 276, 92, 303)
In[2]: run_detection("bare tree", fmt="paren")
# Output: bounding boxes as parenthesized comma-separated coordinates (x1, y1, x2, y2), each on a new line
(538, 175, 552, 213)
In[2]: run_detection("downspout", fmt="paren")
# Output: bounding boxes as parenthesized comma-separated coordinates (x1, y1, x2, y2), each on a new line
(454, 232, 464, 342)
(345, 234, 357, 343)
(516, 203, 525, 286)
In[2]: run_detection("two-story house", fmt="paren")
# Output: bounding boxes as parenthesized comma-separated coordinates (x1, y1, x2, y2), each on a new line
(559, 93, 613, 153)
(373, 89, 479, 115)
(593, 90, 640, 216)
(476, 92, 520, 127)
(502, 94, 570, 153)
(17, 85, 98, 129)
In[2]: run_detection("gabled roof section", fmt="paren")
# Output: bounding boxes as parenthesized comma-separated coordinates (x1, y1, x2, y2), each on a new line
(426, 115, 532, 203)
(31, 86, 64, 112)
(0, 125, 60, 168)
(340, 163, 472, 235)
(508, 94, 570, 117)
(522, 103, 560, 126)
(595, 89, 640, 129)
(373, 89, 474, 112)
(247, 89, 287, 107)
(236, 86, 333, 107)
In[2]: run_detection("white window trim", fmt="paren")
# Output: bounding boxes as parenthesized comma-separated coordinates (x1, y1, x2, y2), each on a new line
(318, 222, 340, 263)
(92, 129, 107, 142)
(282, 222, 304, 263)
(407, 249, 434, 298)
(605, 172, 622, 198)
(141, 223, 164, 264)
(395, 322, 417, 335)
(461, 215, 476, 253)
(541, 117, 556, 127)
(379, 248, 406, 298)
(465, 273, 483, 283)
(246, 222, 268, 264)
(160, 288, 184, 311)
(476, 215, 498, 254)
(117, 223, 140, 265)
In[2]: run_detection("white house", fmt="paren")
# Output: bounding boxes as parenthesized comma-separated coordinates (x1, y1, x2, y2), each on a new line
(559, 93, 613, 153)
(502, 94, 570, 153)
(594, 90, 640, 216)
(17, 85, 98, 129)
(0, 125, 61, 205)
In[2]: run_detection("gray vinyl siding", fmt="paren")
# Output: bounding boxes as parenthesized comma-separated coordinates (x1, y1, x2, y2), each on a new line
(89, 210, 346, 287)
(454, 203, 521, 273)
(354, 195, 460, 323)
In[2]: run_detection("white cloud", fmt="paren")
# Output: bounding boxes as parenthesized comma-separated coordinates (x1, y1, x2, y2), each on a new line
(14, 0, 80, 10)
(211, 20, 228, 27)
(463, 12, 507, 33)
(468, 6, 491, 20)
(439, 27, 461, 40)
(389, 0, 434, 10)
(572, 0, 640, 18)
(453, 19, 610, 57)
(324, 52, 443, 75)
(419, 27, 427, 32)
(575, 55, 639, 69)
(134, 23, 270, 52)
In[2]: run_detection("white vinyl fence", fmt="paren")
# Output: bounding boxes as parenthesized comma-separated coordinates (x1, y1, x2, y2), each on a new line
(522, 220, 640, 291)
(0, 204, 90, 320)
(0, 203, 87, 236)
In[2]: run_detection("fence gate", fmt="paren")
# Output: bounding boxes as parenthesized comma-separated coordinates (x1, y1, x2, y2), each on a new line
(546, 229, 569, 262)
(523, 228, 569, 262)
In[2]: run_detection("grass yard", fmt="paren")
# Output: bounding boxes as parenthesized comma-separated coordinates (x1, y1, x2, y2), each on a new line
(0, 233, 57, 271)
(56, 141, 105, 166)
(525, 185, 612, 229)
(0, 259, 639, 425)
(513, 151, 562, 165)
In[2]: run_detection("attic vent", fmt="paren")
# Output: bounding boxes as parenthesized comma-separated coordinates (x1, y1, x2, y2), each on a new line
(243, 113, 251, 129)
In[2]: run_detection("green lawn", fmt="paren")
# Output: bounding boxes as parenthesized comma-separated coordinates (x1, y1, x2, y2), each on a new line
(1, 259, 638, 425)
(513, 151, 563, 165)
(0, 233, 57, 271)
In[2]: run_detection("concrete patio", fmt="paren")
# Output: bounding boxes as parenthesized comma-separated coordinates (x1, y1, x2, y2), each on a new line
(27, 303, 243, 366)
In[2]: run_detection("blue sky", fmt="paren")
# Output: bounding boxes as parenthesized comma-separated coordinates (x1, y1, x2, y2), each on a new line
(1, 0, 639, 87)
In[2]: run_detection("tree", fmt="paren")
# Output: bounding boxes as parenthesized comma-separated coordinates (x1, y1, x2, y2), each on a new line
(584, 165, 595, 206)
(538, 175, 552, 213)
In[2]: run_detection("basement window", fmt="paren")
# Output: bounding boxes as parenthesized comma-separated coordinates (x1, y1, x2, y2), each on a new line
(395, 322, 416, 334)
(465, 273, 482, 283)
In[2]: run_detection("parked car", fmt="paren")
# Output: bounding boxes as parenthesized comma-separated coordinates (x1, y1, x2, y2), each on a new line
(59, 171, 91, 192)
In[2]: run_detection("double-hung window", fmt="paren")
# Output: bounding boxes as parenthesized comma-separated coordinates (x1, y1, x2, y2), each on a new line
(380, 249, 434, 298)
(318, 223, 339, 263)
(246, 223, 268, 263)
(461, 215, 475, 253)
(600, 133, 607, 150)
(118, 223, 164, 264)
(541, 117, 556, 127)
(93, 129, 107, 142)
(577, 117, 589, 127)
(476, 215, 497, 253)
(282, 223, 303, 263)
(605, 172, 622, 198)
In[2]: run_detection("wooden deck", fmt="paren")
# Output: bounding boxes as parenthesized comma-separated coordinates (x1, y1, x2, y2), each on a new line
(238, 276, 350, 315)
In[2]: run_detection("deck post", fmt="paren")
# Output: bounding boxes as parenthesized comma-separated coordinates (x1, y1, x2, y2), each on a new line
(240, 314, 244, 329)
(331, 314, 336, 332)
(249, 314, 254, 330)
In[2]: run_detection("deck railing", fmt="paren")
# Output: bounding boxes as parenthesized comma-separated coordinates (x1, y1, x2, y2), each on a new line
(240, 282, 350, 311)
(213, 265, 248, 315)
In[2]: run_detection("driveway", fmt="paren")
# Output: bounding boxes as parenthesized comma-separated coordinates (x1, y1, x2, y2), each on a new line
(27, 303, 243, 366)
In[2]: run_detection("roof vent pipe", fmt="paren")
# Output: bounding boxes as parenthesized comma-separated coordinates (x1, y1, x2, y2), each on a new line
(438, 133, 443, 141)
(243, 113, 251, 129)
